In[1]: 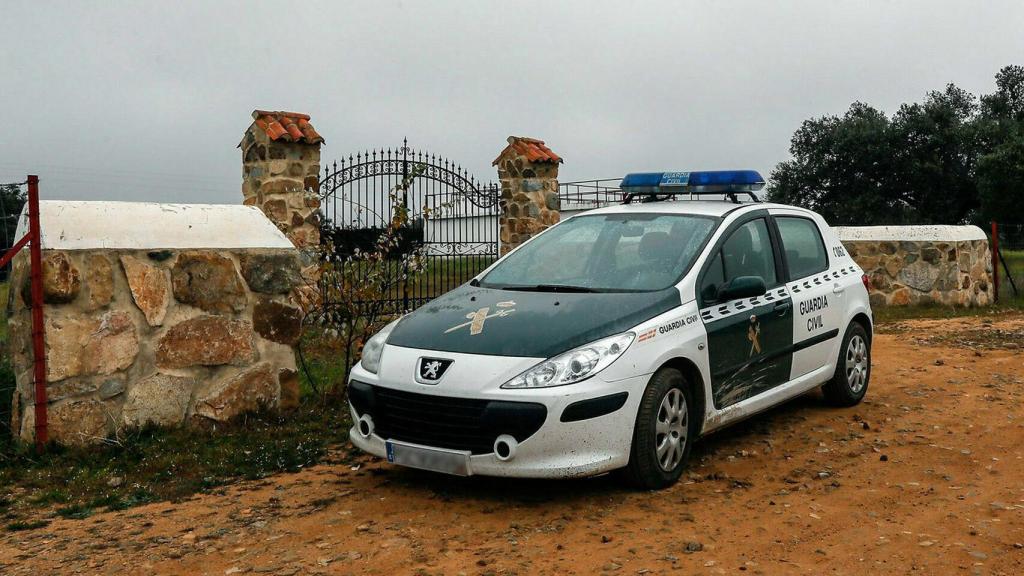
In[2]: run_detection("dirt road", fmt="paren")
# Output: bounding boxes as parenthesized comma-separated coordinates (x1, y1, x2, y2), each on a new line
(3, 315, 1023, 575)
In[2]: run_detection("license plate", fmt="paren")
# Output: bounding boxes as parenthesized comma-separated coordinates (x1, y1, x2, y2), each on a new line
(385, 440, 471, 476)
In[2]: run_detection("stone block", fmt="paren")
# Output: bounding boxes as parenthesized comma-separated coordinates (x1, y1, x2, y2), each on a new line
(156, 315, 257, 368)
(935, 264, 959, 291)
(897, 260, 941, 292)
(544, 191, 560, 210)
(878, 242, 897, 256)
(121, 255, 170, 326)
(47, 378, 100, 402)
(84, 254, 114, 310)
(239, 252, 302, 294)
(243, 143, 266, 163)
(921, 247, 942, 265)
(279, 368, 300, 410)
(171, 251, 247, 314)
(521, 179, 543, 192)
(48, 399, 112, 445)
(261, 179, 303, 196)
(46, 310, 139, 382)
(891, 288, 912, 306)
(269, 159, 288, 176)
(34, 251, 81, 304)
(253, 297, 303, 345)
(122, 373, 193, 428)
(194, 363, 278, 422)
(883, 256, 901, 278)
(262, 198, 289, 224)
(98, 377, 126, 400)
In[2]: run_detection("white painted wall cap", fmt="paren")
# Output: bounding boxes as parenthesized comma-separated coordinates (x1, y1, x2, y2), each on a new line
(15, 200, 296, 250)
(834, 225, 987, 242)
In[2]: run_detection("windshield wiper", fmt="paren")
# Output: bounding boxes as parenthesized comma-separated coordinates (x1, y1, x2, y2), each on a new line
(504, 284, 600, 293)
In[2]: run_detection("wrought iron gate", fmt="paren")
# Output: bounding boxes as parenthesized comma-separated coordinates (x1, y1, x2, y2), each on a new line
(319, 140, 500, 315)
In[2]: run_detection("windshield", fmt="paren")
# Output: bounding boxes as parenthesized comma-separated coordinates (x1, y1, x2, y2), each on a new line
(480, 213, 718, 292)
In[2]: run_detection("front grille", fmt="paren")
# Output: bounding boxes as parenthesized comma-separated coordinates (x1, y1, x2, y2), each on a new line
(348, 381, 546, 455)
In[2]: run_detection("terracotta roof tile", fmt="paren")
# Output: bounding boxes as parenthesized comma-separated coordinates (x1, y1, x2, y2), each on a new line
(251, 110, 324, 144)
(492, 136, 562, 166)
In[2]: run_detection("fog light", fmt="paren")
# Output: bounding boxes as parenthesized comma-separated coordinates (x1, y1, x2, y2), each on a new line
(357, 414, 374, 439)
(494, 434, 517, 461)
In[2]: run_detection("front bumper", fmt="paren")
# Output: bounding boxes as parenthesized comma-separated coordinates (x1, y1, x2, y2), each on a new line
(347, 346, 648, 478)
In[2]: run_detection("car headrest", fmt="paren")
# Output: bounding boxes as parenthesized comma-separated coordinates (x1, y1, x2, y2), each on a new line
(639, 231, 673, 262)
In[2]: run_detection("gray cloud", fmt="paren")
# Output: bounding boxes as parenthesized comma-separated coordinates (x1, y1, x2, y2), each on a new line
(2, 0, 1022, 203)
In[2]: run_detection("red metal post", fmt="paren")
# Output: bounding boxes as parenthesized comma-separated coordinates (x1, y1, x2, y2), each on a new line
(27, 175, 48, 450)
(991, 221, 999, 304)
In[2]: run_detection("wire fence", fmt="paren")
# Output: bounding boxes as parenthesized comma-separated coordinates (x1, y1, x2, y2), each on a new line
(0, 180, 26, 443)
(994, 222, 1023, 302)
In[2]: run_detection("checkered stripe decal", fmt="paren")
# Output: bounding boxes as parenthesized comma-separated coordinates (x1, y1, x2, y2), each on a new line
(789, 265, 859, 294)
(697, 266, 858, 323)
(700, 287, 790, 322)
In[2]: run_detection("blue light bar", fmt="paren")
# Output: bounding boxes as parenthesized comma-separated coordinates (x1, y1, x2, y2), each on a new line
(620, 170, 766, 195)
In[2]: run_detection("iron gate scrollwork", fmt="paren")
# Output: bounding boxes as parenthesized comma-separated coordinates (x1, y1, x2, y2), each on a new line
(319, 139, 500, 315)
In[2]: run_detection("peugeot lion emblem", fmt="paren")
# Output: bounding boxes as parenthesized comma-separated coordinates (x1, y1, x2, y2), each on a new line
(416, 357, 453, 384)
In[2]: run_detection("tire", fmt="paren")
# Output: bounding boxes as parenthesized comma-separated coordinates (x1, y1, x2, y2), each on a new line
(822, 321, 871, 407)
(619, 367, 696, 490)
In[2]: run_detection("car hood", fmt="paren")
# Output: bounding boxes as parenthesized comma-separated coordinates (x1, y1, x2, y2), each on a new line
(386, 284, 681, 358)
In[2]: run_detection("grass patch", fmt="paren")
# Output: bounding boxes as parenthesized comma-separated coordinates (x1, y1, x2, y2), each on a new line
(874, 300, 1024, 325)
(6, 519, 49, 532)
(998, 249, 1024, 302)
(0, 401, 351, 525)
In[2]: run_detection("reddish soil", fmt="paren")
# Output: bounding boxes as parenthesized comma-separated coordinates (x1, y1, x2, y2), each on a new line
(3, 315, 1024, 575)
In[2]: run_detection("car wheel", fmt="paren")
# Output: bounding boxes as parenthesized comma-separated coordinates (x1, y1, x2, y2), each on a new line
(822, 321, 871, 407)
(620, 367, 695, 490)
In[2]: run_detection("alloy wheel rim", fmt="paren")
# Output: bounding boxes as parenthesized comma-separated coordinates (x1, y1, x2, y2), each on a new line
(655, 388, 688, 471)
(845, 335, 869, 393)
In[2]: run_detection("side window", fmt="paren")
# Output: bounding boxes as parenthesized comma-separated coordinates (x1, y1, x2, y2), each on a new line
(700, 252, 724, 302)
(721, 219, 777, 287)
(776, 217, 828, 279)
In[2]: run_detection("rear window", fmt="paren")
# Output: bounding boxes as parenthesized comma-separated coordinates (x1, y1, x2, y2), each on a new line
(776, 217, 828, 279)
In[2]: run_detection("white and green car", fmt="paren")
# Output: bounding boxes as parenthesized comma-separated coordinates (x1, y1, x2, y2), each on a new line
(347, 170, 873, 489)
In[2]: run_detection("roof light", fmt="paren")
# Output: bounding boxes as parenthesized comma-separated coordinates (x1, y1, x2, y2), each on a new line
(619, 170, 766, 195)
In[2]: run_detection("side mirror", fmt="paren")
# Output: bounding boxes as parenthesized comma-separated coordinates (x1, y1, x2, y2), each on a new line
(717, 276, 767, 302)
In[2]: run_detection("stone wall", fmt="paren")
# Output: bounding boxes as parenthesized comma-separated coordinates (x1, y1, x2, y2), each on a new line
(493, 136, 562, 255)
(6, 200, 304, 446)
(835, 226, 993, 307)
(7, 247, 303, 445)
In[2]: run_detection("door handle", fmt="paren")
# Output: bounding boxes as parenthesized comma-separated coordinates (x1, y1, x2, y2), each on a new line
(832, 283, 845, 295)
(774, 302, 791, 316)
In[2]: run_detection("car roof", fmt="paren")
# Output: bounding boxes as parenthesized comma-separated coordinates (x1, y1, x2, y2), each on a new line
(578, 200, 816, 219)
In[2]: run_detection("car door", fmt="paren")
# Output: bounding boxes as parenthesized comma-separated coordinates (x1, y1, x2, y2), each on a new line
(698, 215, 794, 409)
(773, 213, 844, 379)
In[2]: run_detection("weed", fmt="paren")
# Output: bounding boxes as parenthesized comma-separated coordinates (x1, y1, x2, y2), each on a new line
(6, 519, 49, 531)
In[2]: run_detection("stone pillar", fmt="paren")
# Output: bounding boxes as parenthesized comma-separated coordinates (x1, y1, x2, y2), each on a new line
(493, 136, 562, 255)
(240, 110, 323, 250)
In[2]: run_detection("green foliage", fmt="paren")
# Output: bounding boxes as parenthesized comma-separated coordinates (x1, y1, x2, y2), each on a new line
(0, 183, 26, 250)
(306, 164, 436, 396)
(768, 66, 1024, 226)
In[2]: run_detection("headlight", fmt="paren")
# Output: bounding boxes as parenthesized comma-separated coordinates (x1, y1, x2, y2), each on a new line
(359, 318, 401, 374)
(501, 332, 635, 389)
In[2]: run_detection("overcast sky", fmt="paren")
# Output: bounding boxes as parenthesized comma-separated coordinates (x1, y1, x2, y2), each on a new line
(1, 1, 1022, 204)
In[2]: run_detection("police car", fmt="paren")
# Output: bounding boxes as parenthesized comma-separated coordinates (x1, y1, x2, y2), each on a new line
(347, 170, 872, 489)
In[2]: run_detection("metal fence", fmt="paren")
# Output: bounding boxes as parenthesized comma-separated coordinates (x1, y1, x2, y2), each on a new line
(993, 222, 1023, 301)
(557, 178, 623, 211)
(318, 141, 500, 316)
